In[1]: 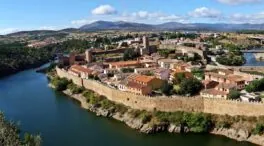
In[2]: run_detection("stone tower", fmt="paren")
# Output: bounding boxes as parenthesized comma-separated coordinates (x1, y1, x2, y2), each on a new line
(85, 49, 93, 63)
(69, 52, 76, 65)
(143, 36, 149, 50)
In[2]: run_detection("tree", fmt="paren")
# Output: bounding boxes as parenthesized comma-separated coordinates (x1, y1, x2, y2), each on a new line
(227, 90, 241, 100)
(179, 78, 203, 96)
(123, 48, 139, 61)
(158, 49, 171, 58)
(161, 81, 173, 96)
(246, 78, 264, 93)
(0, 42, 54, 77)
(121, 68, 134, 73)
(173, 73, 185, 84)
(0, 112, 41, 146)
(191, 69, 205, 80)
(216, 44, 245, 66)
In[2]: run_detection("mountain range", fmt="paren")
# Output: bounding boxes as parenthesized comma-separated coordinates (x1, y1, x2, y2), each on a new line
(5, 21, 264, 36)
(79, 20, 264, 32)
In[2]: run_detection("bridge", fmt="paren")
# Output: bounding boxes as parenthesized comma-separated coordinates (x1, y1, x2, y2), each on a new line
(248, 36, 264, 44)
(241, 49, 264, 60)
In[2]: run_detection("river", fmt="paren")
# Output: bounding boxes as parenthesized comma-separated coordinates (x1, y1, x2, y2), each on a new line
(0, 65, 257, 146)
(244, 53, 264, 66)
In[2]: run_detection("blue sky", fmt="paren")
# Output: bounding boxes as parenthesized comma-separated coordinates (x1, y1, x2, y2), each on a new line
(1, 0, 264, 34)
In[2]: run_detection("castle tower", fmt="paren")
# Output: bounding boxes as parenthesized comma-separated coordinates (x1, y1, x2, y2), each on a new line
(69, 52, 76, 65)
(141, 36, 150, 55)
(143, 36, 149, 50)
(85, 49, 93, 63)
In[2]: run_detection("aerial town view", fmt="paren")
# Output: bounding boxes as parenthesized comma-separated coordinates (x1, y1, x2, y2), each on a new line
(2, 0, 264, 146)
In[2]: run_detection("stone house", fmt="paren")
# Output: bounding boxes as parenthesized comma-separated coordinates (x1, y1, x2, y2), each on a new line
(68, 65, 93, 79)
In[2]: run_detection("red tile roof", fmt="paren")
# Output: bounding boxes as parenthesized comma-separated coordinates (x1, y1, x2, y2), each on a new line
(109, 60, 140, 67)
(128, 74, 155, 83)
(127, 81, 147, 90)
(70, 65, 93, 74)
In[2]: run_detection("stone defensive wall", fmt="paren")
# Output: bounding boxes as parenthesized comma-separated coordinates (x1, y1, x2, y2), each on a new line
(159, 44, 206, 60)
(56, 67, 264, 117)
(92, 48, 126, 55)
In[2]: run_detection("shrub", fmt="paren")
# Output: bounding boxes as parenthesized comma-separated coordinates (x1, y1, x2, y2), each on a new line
(183, 112, 213, 133)
(141, 113, 152, 124)
(100, 99, 115, 110)
(114, 104, 128, 114)
(154, 111, 184, 125)
(215, 120, 231, 129)
(227, 90, 241, 100)
(253, 124, 264, 135)
(67, 83, 84, 94)
(129, 109, 141, 118)
(51, 77, 71, 91)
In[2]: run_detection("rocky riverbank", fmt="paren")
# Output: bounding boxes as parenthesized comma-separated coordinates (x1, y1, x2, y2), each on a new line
(58, 88, 263, 146)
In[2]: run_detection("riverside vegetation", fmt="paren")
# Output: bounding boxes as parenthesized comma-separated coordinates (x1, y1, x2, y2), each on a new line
(216, 44, 246, 66)
(0, 39, 97, 78)
(0, 42, 53, 77)
(49, 75, 264, 145)
(0, 112, 41, 146)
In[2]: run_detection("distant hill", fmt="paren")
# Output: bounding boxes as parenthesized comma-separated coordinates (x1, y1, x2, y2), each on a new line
(5, 28, 79, 38)
(79, 20, 264, 32)
(3, 21, 264, 37)
(79, 21, 155, 31)
(58, 28, 79, 33)
(7, 30, 58, 37)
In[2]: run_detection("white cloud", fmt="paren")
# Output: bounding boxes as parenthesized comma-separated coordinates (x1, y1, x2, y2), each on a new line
(217, 0, 261, 5)
(229, 12, 264, 23)
(130, 11, 164, 19)
(159, 15, 187, 22)
(0, 28, 20, 35)
(91, 5, 117, 15)
(38, 26, 56, 30)
(189, 7, 221, 18)
(115, 11, 187, 23)
(71, 19, 97, 25)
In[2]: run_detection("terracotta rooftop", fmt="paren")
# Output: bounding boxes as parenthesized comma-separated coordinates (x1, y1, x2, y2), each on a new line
(109, 60, 140, 67)
(128, 74, 155, 83)
(217, 83, 236, 89)
(69, 69, 80, 75)
(70, 65, 93, 74)
(127, 81, 148, 90)
(172, 70, 193, 78)
(227, 75, 245, 82)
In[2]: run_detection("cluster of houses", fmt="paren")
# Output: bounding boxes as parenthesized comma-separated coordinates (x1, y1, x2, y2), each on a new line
(201, 69, 263, 101)
(57, 35, 263, 102)
(59, 49, 199, 96)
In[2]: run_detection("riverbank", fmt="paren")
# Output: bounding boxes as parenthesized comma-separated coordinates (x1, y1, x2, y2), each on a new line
(0, 60, 50, 78)
(48, 79, 264, 146)
(0, 112, 41, 146)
